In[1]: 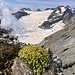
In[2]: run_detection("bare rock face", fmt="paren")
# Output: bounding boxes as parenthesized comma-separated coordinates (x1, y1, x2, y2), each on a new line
(12, 11, 29, 20)
(39, 6, 75, 29)
(11, 57, 34, 75)
(39, 18, 75, 75)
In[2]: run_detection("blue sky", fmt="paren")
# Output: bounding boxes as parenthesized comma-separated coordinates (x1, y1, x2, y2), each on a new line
(5, 0, 75, 9)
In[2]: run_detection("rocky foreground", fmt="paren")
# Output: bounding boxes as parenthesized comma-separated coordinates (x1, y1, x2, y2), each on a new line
(0, 5, 75, 75)
(39, 16, 75, 75)
(0, 28, 64, 75)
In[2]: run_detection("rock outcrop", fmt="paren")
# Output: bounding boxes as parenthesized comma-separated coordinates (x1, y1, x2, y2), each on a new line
(36, 8, 41, 11)
(0, 28, 21, 74)
(20, 8, 31, 11)
(12, 11, 29, 20)
(39, 18, 75, 75)
(11, 50, 64, 75)
(39, 6, 75, 29)
(12, 57, 34, 75)
(0, 27, 64, 75)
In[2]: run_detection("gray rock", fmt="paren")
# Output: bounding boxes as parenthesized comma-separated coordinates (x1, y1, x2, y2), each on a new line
(39, 17, 75, 75)
(64, 68, 73, 75)
(42, 71, 53, 75)
(72, 64, 75, 74)
(20, 8, 31, 11)
(11, 57, 33, 75)
(38, 21, 53, 29)
(12, 11, 29, 20)
(11, 56, 63, 75)
(3, 34, 9, 38)
(0, 71, 2, 74)
(39, 6, 75, 29)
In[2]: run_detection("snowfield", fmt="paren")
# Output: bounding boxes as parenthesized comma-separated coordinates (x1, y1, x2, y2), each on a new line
(18, 10, 65, 44)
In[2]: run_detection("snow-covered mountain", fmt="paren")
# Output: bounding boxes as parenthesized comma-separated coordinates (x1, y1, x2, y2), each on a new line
(20, 8, 31, 11)
(19, 6, 75, 44)
(40, 6, 75, 29)
(19, 9, 65, 44)
(0, 3, 75, 44)
(38, 6, 75, 75)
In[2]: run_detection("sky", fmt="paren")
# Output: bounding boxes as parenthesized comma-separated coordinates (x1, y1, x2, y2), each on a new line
(4, 0, 75, 10)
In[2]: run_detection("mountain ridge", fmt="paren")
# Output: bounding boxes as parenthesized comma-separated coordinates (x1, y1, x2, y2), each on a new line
(38, 6, 75, 75)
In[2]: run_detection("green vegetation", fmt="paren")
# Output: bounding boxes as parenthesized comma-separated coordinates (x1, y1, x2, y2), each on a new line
(0, 40, 20, 68)
(18, 45, 50, 75)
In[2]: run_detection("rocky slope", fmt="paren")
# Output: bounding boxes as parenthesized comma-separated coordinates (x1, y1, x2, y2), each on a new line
(0, 28, 64, 75)
(12, 10, 29, 20)
(0, 4, 75, 75)
(0, 27, 20, 74)
(39, 14, 75, 75)
(39, 6, 75, 29)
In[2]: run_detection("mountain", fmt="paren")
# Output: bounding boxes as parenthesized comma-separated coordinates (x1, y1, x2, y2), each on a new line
(19, 5, 75, 44)
(0, 3, 28, 36)
(39, 6, 75, 29)
(0, 4, 75, 75)
(38, 6, 75, 75)
(20, 8, 31, 11)
(18, 6, 75, 74)
(36, 8, 41, 11)
(19, 8, 65, 44)
(39, 20, 75, 75)
(12, 10, 29, 20)
(0, 4, 75, 45)
(45, 8, 56, 11)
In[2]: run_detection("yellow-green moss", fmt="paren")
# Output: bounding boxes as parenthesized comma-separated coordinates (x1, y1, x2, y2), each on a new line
(18, 45, 50, 75)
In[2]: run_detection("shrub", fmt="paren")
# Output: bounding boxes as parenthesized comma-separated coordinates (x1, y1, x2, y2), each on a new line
(0, 40, 20, 69)
(18, 45, 50, 75)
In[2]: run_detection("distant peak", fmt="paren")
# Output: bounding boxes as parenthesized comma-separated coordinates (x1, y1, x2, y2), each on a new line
(65, 5, 71, 9)
(35, 8, 41, 11)
(20, 8, 31, 11)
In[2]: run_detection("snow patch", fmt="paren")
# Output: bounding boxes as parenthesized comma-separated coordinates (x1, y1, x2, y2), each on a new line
(19, 10, 65, 44)
(60, 7, 66, 13)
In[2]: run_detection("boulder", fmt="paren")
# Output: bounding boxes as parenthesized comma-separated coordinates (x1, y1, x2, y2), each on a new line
(11, 57, 33, 75)
(39, 19, 75, 75)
